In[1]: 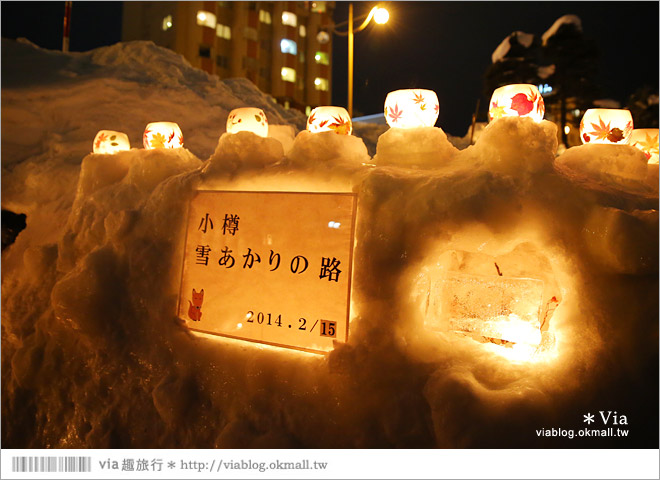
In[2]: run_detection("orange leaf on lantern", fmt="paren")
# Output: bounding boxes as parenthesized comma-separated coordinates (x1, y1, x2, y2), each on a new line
(412, 91, 425, 104)
(328, 115, 351, 134)
(635, 132, 659, 156)
(308, 111, 316, 125)
(150, 132, 167, 148)
(588, 117, 613, 141)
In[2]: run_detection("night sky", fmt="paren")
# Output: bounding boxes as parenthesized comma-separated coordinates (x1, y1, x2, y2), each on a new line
(2, 1, 658, 136)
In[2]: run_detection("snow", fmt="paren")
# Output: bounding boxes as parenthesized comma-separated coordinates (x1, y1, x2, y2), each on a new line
(491, 31, 535, 63)
(542, 14, 583, 45)
(2, 39, 658, 449)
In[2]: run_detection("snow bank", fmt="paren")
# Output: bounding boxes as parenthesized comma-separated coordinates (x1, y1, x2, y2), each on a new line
(542, 14, 583, 45)
(2, 39, 658, 449)
(491, 31, 535, 63)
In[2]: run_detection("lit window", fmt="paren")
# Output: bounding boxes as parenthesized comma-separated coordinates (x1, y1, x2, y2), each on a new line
(282, 11, 297, 27)
(280, 39, 297, 55)
(299, 25, 306, 37)
(162, 15, 173, 31)
(314, 51, 329, 65)
(216, 24, 231, 39)
(259, 10, 272, 24)
(197, 10, 217, 29)
(281, 67, 296, 83)
(311, 1, 327, 13)
(314, 77, 329, 91)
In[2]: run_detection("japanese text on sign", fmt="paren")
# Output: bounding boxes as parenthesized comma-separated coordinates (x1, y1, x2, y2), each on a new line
(178, 191, 357, 353)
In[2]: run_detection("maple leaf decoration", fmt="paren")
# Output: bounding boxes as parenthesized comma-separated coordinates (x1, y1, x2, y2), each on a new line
(328, 115, 351, 135)
(95, 132, 107, 149)
(634, 131, 660, 159)
(177, 134, 184, 146)
(143, 128, 151, 146)
(168, 131, 176, 144)
(434, 103, 439, 115)
(489, 101, 506, 121)
(308, 111, 316, 126)
(412, 91, 425, 104)
(387, 103, 404, 123)
(510, 90, 537, 116)
(150, 132, 167, 148)
(588, 116, 619, 142)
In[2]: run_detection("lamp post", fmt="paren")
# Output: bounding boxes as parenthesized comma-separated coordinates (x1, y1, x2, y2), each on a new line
(321, 4, 389, 118)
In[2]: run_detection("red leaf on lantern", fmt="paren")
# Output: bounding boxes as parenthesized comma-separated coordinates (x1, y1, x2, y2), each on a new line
(168, 131, 176, 143)
(387, 103, 404, 123)
(308, 111, 316, 125)
(583, 133, 591, 143)
(177, 134, 184, 146)
(143, 129, 151, 145)
(319, 120, 328, 128)
(510, 90, 536, 116)
(95, 132, 107, 149)
(434, 103, 439, 114)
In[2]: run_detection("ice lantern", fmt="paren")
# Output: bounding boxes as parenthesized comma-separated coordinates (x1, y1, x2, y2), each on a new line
(488, 84, 545, 122)
(384, 89, 439, 128)
(143, 122, 184, 149)
(93, 130, 130, 154)
(579, 109, 633, 145)
(226, 108, 268, 137)
(630, 128, 659, 164)
(306, 106, 352, 134)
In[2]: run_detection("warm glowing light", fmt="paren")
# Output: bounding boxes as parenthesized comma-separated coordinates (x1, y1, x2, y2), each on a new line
(580, 108, 633, 145)
(93, 130, 130, 154)
(373, 7, 389, 24)
(384, 89, 439, 128)
(306, 106, 353, 135)
(630, 128, 659, 164)
(488, 84, 545, 122)
(143, 122, 183, 149)
(564, 125, 571, 135)
(226, 108, 269, 137)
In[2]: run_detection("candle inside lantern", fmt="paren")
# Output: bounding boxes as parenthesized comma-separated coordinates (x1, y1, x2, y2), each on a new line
(630, 128, 659, 164)
(143, 122, 184, 149)
(488, 84, 545, 122)
(384, 89, 439, 129)
(93, 130, 130, 154)
(306, 106, 352, 135)
(226, 108, 268, 137)
(579, 109, 633, 145)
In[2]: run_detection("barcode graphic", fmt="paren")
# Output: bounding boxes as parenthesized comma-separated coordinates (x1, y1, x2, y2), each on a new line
(11, 456, 92, 473)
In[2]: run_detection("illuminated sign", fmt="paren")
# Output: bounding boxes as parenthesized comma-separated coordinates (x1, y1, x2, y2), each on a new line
(178, 191, 357, 353)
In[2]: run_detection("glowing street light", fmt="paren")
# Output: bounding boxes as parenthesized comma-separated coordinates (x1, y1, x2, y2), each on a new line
(320, 4, 389, 118)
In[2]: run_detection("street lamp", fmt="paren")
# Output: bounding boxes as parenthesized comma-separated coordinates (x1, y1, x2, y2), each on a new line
(318, 4, 389, 118)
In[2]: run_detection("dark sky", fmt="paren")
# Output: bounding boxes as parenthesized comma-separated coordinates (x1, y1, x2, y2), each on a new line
(2, 1, 658, 136)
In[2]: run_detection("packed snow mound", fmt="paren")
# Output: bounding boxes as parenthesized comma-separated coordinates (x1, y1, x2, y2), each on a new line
(491, 31, 535, 63)
(542, 14, 583, 45)
(2, 39, 659, 449)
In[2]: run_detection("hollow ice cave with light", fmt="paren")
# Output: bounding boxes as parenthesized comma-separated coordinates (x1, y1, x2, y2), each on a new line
(1, 39, 658, 449)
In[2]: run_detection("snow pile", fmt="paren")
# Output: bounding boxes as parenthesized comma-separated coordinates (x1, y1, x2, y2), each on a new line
(2, 39, 658, 449)
(542, 14, 583, 45)
(491, 31, 535, 63)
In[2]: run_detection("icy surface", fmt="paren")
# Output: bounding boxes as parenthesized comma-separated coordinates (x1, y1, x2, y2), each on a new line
(2, 39, 658, 448)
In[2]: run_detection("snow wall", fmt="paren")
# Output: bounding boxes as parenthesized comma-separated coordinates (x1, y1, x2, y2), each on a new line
(2, 39, 658, 448)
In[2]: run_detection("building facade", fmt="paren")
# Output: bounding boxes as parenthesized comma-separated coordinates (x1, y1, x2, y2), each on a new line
(122, 1, 335, 113)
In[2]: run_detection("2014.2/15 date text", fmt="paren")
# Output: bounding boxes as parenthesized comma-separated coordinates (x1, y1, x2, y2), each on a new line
(245, 311, 337, 338)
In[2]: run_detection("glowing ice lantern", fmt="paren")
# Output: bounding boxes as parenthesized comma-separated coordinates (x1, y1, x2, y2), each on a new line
(143, 122, 184, 149)
(579, 109, 633, 145)
(93, 130, 130, 154)
(384, 89, 439, 128)
(630, 128, 659, 164)
(226, 108, 268, 138)
(488, 84, 545, 122)
(306, 106, 352, 135)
